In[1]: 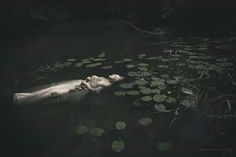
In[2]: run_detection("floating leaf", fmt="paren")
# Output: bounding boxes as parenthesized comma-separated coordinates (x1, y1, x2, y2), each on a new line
(138, 63, 149, 67)
(152, 88, 161, 94)
(140, 88, 153, 95)
(157, 142, 174, 151)
(154, 104, 172, 112)
(101, 65, 113, 69)
(135, 79, 148, 86)
(126, 64, 135, 68)
(158, 65, 169, 69)
(138, 117, 152, 126)
(123, 58, 132, 62)
(126, 91, 139, 96)
(115, 121, 126, 130)
(165, 97, 177, 104)
(115, 60, 124, 64)
(160, 74, 169, 79)
(120, 83, 135, 89)
(89, 127, 105, 137)
(112, 140, 125, 152)
(151, 80, 165, 87)
(180, 99, 192, 107)
(128, 71, 138, 77)
(138, 67, 148, 72)
(153, 94, 167, 103)
(181, 87, 193, 95)
(114, 91, 126, 96)
(166, 79, 178, 84)
(75, 125, 88, 135)
(67, 58, 77, 62)
(141, 96, 152, 102)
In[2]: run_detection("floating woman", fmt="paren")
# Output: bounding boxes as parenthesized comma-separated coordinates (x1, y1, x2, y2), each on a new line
(13, 74, 124, 106)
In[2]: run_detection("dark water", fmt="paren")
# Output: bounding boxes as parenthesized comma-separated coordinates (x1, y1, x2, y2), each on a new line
(1, 22, 236, 157)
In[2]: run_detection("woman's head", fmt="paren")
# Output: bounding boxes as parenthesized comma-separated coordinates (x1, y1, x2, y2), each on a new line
(108, 74, 124, 82)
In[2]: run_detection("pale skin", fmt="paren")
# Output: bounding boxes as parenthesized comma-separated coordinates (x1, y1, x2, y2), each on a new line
(13, 74, 124, 105)
(81, 75, 113, 93)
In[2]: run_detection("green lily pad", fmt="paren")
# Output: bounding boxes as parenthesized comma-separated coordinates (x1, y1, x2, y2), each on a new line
(115, 60, 124, 64)
(135, 79, 148, 86)
(141, 96, 153, 102)
(112, 140, 125, 152)
(114, 91, 126, 96)
(138, 117, 152, 126)
(89, 127, 105, 137)
(158, 65, 169, 69)
(151, 80, 165, 87)
(157, 142, 174, 151)
(128, 71, 138, 77)
(75, 63, 84, 67)
(166, 79, 178, 84)
(153, 94, 167, 103)
(126, 90, 139, 96)
(138, 63, 149, 67)
(75, 125, 89, 135)
(138, 67, 148, 72)
(120, 83, 135, 89)
(165, 97, 177, 104)
(67, 58, 77, 62)
(152, 88, 161, 94)
(115, 121, 126, 130)
(126, 64, 135, 68)
(160, 74, 169, 79)
(123, 58, 132, 62)
(139, 71, 151, 77)
(154, 104, 172, 112)
(181, 87, 193, 95)
(101, 65, 113, 69)
(180, 99, 192, 107)
(140, 88, 153, 95)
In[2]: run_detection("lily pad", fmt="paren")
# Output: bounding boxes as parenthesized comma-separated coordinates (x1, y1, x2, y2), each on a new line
(158, 65, 169, 69)
(152, 88, 161, 94)
(120, 83, 135, 89)
(165, 97, 177, 104)
(166, 79, 178, 84)
(114, 91, 126, 96)
(138, 117, 152, 126)
(154, 104, 172, 112)
(181, 87, 193, 95)
(115, 121, 126, 130)
(139, 71, 151, 77)
(123, 58, 132, 62)
(135, 79, 148, 86)
(75, 125, 89, 135)
(157, 142, 174, 151)
(128, 71, 138, 77)
(153, 94, 167, 103)
(126, 90, 139, 96)
(101, 65, 113, 69)
(112, 140, 125, 152)
(126, 64, 135, 68)
(140, 88, 153, 95)
(138, 63, 149, 67)
(89, 127, 105, 137)
(138, 67, 148, 72)
(67, 58, 77, 62)
(160, 74, 169, 79)
(151, 80, 165, 87)
(141, 96, 153, 102)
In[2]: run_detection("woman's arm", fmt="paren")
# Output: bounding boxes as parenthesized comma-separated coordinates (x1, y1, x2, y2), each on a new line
(81, 81, 103, 93)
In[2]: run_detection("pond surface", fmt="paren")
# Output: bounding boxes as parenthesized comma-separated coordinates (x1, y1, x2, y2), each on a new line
(1, 22, 236, 157)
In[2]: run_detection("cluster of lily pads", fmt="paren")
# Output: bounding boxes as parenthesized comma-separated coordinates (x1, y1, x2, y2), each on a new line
(114, 40, 235, 115)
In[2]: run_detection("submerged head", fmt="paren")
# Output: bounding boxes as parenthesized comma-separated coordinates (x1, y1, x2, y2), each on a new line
(108, 74, 124, 82)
